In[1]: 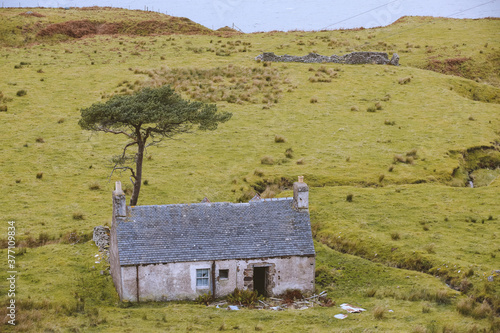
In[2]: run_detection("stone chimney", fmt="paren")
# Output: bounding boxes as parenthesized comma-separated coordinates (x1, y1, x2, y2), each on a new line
(112, 181, 127, 224)
(293, 176, 309, 211)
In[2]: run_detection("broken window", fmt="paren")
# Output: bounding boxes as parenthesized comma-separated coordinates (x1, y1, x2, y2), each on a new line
(196, 269, 209, 287)
(219, 269, 229, 279)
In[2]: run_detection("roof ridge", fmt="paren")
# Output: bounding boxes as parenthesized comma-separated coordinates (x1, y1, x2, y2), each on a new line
(131, 197, 294, 210)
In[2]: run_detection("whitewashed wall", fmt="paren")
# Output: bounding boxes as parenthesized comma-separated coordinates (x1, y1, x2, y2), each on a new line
(119, 256, 315, 301)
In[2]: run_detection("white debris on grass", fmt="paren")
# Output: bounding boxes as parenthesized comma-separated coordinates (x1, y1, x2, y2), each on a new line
(340, 303, 366, 313)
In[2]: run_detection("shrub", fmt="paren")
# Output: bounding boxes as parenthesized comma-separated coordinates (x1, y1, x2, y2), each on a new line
(390, 232, 400, 240)
(472, 300, 492, 319)
(35, 137, 45, 143)
(254, 169, 264, 177)
(398, 77, 411, 84)
(72, 212, 85, 220)
(422, 303, 431, 313)
(424, 243, 435, 253)
(310, 97, 318, 103)
(406, 148, 418, 157)
(36, 172, 43, 179)
(367, 106, 376, 112)
(57, 118, 65, 123)
(373, 305, 386, 319)
(456, 297, 474, 316)
(346, 194, 353, 202)
(0, 105, 7, 112)
(88, 182, 101, 190)
(393, 154, 405, 163)
(61, 230, 81, 244)
(350, 105, 359, 111)
(16, 89, 27, 96)
(458, 278, 472, 293)
(285, 148, 293, 159)
(143, 180, 149, 185)
(227, 288, 261, 306)
(378, 174, 385, 182)
(260, 156, 275, 165)
(196, 292, 214, 306)
(375, 102, 383, 110)
(365, 288, 377, 297)
(274, 135, 286, 143)
(434, 289, 451, 305)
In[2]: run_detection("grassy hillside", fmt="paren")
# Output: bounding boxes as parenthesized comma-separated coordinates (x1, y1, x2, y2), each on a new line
(0, 7, 499, 332)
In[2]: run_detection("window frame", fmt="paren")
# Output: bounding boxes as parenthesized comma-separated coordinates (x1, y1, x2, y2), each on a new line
(219, 269, 229, 280)
(196, 268, 210, 288)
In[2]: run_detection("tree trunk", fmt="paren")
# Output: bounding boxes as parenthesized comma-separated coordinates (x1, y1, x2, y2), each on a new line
(130, 141, 144, 206)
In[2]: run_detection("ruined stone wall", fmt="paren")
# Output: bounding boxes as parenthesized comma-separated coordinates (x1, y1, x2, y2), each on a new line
(256, 51, 399, 65)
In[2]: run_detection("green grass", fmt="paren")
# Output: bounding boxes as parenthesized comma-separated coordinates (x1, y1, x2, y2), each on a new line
(0, 7, 499, 332)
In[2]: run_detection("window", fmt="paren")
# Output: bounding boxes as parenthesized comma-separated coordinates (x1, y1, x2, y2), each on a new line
(196, 269, 209, 287)
(219, 269, 229, 279)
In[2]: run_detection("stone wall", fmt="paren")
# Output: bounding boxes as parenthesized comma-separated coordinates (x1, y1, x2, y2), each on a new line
(256, 51, 399, 66)
(119, 255, 315, 301)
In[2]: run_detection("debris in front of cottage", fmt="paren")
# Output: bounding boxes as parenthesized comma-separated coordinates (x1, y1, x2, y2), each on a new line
(340, 303, 366, 313)
(208, 290, 334, 310)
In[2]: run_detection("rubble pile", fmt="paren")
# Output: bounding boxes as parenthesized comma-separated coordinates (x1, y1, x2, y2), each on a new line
(210, 291, 334, 311)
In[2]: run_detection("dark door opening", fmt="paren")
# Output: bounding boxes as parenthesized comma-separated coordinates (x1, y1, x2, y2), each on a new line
(253, 267, 268, 297)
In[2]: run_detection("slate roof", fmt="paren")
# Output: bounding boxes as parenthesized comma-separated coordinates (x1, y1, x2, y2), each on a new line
(116, 198, 315, 266)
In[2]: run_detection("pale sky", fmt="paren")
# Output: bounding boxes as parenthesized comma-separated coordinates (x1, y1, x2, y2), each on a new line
(3, 0, 500, 32)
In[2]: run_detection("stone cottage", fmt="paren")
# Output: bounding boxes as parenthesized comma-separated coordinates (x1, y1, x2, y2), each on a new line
(109, 177, 315, 302)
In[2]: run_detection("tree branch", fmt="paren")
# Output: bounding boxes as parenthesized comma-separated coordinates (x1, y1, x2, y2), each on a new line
(108, 141, 138, 181)
(95, 126, 135, 139)
(108, 166, 136, 183)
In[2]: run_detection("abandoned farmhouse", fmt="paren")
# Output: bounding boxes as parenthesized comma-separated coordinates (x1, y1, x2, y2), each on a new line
(109, 177, 315, 302)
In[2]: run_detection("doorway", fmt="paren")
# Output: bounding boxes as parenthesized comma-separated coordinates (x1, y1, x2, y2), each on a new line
(253, 267, 268, 297)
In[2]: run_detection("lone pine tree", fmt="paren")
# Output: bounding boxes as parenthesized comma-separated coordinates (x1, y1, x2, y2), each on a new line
(79, 85, 232, 205)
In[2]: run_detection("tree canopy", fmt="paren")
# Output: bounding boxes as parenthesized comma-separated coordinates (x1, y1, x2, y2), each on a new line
(79, 85, 232, 205)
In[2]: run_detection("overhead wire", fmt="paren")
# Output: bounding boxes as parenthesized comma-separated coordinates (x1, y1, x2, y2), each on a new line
(263, 0, 498, 54)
